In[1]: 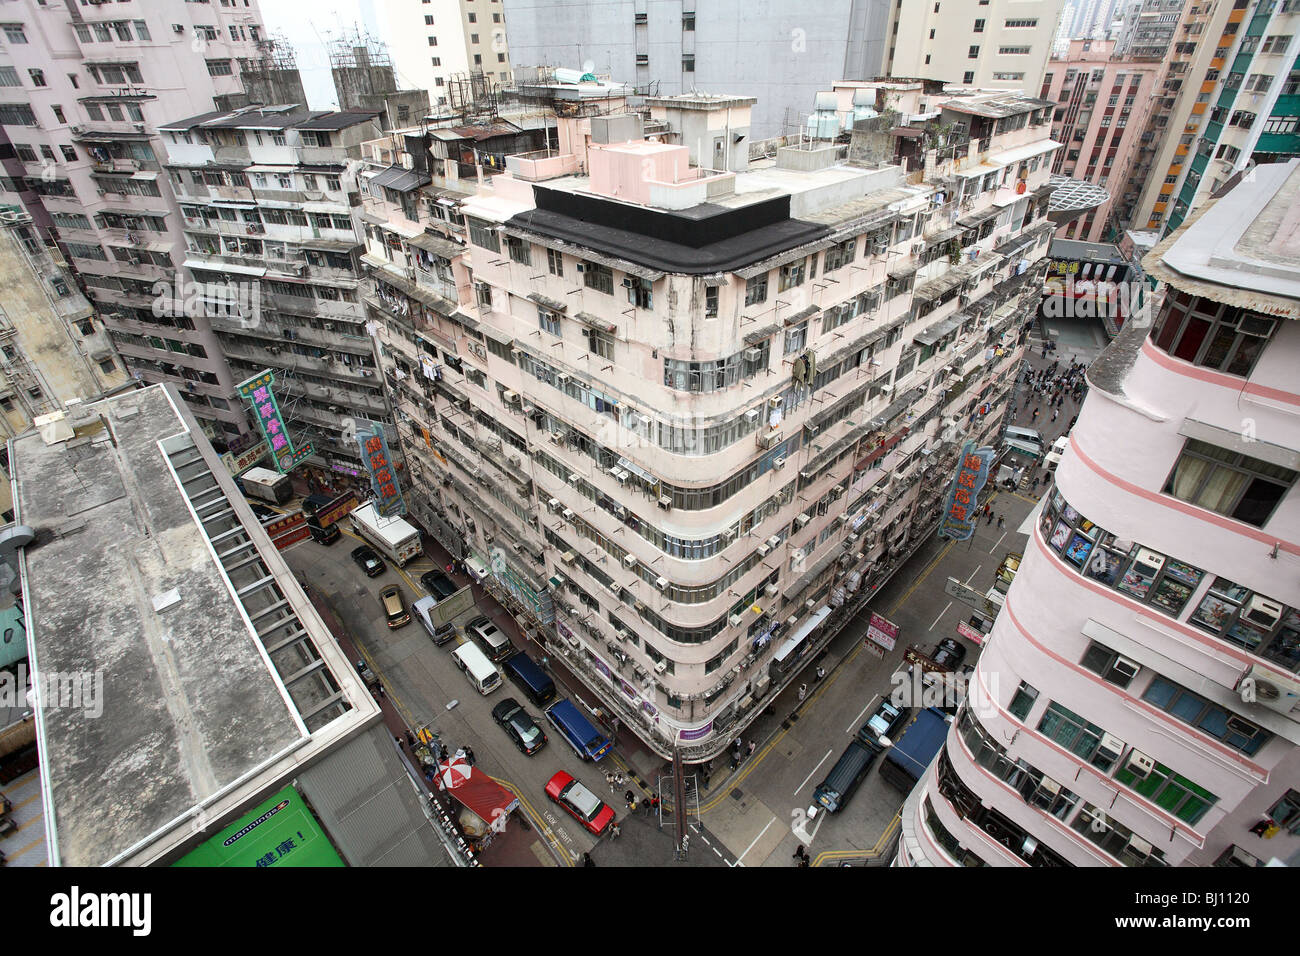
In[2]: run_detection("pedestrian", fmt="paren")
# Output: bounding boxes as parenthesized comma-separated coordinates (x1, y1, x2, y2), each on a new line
(730, 752, 739, 771)
(463, 745, 475, 766)
(583, 852, 595, 867)
(997, 515, 1005, 530)
(748, 740, 756, 757)
(815, 665, 826, 682)
(628, 798, 637, 813)
(985, 510, 994, 525)
(374, 681, 386, 699)
(797, 683, 807, 702)
(614, 771, 625, 787)
(609, 822, 621, 840)
(1051, 408, 1059, 422)
(606, 770, 616, 792)
(624, 789, 635, 807)
(1031, 407, 1039, 421)
(405, 730, 416, 749)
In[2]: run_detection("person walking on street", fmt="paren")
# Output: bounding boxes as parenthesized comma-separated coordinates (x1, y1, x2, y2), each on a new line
(986, 509, 995, 525)
(609, 822, 621, 840)
(1031, 407, 1040, 421)
(583, 852, 595, 867)
(463, 746, 475, 766)
(1051, 407, 1059, 422)
(748, 740, 757, 758)
(606, 771, 616, 792)
(793, 844, 809, 864)
(797, 683, 808, 703)
(624, 789, 635, 808)
(815, 665, 826, 682)
(997, 515, 1005, 530)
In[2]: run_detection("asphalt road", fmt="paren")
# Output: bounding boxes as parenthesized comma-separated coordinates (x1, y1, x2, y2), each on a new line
(282, 525, 727, 867)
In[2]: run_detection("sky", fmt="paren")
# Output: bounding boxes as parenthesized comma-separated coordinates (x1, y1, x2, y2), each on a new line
(258, 0, 378, 110)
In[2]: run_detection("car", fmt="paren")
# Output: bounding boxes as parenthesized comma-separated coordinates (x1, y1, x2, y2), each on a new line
(491, 697, 548, 756)
(858, 698, 910, 747)
(545, 771, 615, 837)
(466, 615, 513, 662)
(249, 502, 279, 523)
(351, 545, 386, 577)
(932, 637, 967, 670)
(412, 596, 456, 645)
(419, 570, 458, 600)
(993, 552, 1022, 594)
(379, 584, 410, 628)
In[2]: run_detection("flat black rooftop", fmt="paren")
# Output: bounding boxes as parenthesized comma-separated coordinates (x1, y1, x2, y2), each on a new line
(506, 185, 830, 275)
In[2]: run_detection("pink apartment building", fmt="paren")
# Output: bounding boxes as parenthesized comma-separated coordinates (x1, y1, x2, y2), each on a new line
(1040, 39, 1165, 243)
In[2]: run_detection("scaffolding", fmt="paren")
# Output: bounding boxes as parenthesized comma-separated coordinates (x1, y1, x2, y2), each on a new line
(328, 28, 393, 71)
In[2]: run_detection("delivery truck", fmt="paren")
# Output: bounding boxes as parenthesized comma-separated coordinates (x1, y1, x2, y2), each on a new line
(350, 502, 422, 566)
(238, 466, 292, 505)
(879, 706, 951, 792)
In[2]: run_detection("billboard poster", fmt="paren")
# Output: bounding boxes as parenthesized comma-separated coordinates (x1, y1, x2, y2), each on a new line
(173, 786, 343, 868)
(937, 440, 995, 541)
(866, 612, 898, 652)
(356, 420, 406, 518)
(236, 370, 312, 473)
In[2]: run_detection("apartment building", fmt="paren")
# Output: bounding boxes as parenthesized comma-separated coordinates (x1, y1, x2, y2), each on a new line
(1167, 0, 1300, 234)
(363, 82, 1058, 758)
(885, 0, 1068, 93)
(501, 0, 892, 139)
(0, 0, 283, 455)
(898, 160, 1300, 868)
(155, 107, 389, 480)
(0, 211, 129, 438)
(1126, 0, 1242, 232)
(376, 0, 513, 111)
(1112, 0, 1189, 57)
(1041, 39, 1164, 241)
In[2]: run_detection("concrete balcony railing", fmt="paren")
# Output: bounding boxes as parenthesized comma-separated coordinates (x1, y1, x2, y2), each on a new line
(506, 149, 580, 182)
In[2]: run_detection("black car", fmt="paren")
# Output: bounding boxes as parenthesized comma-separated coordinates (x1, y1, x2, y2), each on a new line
(249, 502, 279, 523)
(490, 697, 548, 756)
(857, 698, 911, 748)
(932, 637, 967, 670)
(419, 570, 458, 600)
(351, 545, 386, 578)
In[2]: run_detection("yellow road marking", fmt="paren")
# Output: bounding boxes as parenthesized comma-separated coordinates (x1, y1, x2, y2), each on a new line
(811, 814, 900, 867)
(497, 778, 574, 867)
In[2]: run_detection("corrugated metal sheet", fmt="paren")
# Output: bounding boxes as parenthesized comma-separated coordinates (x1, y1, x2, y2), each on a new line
(297, 725, 455, 867)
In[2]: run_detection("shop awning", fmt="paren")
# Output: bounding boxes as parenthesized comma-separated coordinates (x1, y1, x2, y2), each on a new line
(772, 606, 832, 663)
(436, 758, 519, 824)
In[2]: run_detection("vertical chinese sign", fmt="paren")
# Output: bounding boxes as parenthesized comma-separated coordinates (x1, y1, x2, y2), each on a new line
(236, 369, 312, 473)
(937, 440, 994, 541)
(356, 419, 406, 518)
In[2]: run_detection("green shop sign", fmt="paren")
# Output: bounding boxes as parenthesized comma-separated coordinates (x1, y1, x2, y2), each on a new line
(174, 786, 343, 868)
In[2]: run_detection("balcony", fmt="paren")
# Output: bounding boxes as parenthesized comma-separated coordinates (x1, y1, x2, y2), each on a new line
(506, 149, 581, 182)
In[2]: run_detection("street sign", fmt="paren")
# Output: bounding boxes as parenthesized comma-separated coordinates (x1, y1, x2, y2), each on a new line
(944, 576, 1001, 619)
(866, 612, 898, 651)
(956, 621, 986, 646)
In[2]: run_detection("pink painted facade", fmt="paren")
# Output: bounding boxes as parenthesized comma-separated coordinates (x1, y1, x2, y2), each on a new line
(1040, 40, 1165, 243)
(898, 161, 1300, 868)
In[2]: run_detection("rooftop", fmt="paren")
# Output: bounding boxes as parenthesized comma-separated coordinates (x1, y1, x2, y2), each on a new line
(11, 386, 353, 866)
(940, 91, 1055, 119)
(1145, 160, 1300, 317)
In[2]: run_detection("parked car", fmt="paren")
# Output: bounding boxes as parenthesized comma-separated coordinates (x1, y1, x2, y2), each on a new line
(379, 584, 410, 628)
(412, 596, 456, 645)
(467, 615, 513, 662)
(351, 545, 386, 578)
(858, 698, 910, 747)
(932, 637, 967, 670)
(420, 570, 458, 600)
(249, 502, 279, 523)
(491, 697, 548, 756)
(545, 771, 615, 836)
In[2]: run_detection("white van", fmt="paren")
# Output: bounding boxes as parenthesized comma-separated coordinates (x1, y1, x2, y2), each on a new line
(451, 641, 502, 695)
(1044, 435, 1069, 472)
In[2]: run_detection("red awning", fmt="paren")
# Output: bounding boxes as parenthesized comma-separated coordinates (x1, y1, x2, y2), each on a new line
(436, 757, 519, 825)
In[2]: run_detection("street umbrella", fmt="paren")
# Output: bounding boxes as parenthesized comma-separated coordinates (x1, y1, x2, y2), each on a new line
(436, 755, 473, 791)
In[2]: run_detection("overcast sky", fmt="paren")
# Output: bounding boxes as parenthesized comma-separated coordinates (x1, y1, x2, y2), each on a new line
(259, 0, 379, 109)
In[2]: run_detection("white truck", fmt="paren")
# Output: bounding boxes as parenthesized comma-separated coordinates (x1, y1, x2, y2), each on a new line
(350, 502, 423, 566)
(239, 466, 292, 505)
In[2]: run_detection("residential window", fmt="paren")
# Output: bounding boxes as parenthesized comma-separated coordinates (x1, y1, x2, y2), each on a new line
(1113, 757, 1218, 825)
(683, 56, 695, 72)
(582, 262, 614, 295)
(704, 285, 717, 317)
(28, 68, 44, 87)
(99, 358, 116, 375)
(3, 24, 28, 44)
(1246, 73, 1273, 93)
(1165, 438, 1297, 529)
(538, 308, 560, 336)
(1008, 681, 1038, 720)
(745, 273, 768, 306)
(778, 260, 805, 291)
(969, 45, 980, 58)
(683, 14, 695, 30)
(998, 46, 1031, 55)
(206, 59, 233, 77)
(628, 276, 653, 310)
(0, 66, 17, 86)
(133, 20, 150, 41)
(51, 105, 65, 124)
(963, 71, 974, 84)
(467, 216, 501, 252)
(1037, 702, 1118, 771)
(470, 33, 479, 43)
(784, 321, 807, 355)
(1079, 642, 1139, 689)
(1004, 18, 1038, 28)
(1264, 791, 1300, 835)
(973, 18, 985, 32)
(1150, 295, 1274, 376)
(585, 327, 615, 359)
(546, 247, 563, 277)
(474, 54, 482, 65)
(505, 234, 531, 265)
(1261, 34, 1292, 54)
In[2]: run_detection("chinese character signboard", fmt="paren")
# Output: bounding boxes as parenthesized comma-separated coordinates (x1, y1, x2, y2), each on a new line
(172, 786, 343, 868)
(356, 420, 406, 518)
(866, 612, 899, 652)
(236, 369, 312, 473)
(937, 440, 994, 541)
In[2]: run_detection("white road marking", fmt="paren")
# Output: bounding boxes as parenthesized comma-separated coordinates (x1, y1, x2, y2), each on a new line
(928, 601, 953, 632)
(735, 815, 777, 865)
(712, 846, 722, 858)
(794, 748, 834, 796)
(989, 532, 1006, 554)
(847, 694, 880, 734)
(965, 564, 982, 584)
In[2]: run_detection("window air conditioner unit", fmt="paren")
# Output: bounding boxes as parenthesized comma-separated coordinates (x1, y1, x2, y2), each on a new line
(556, 373, 570, 383)
(547, 498, 561, 513)
(773, 456, 786, 469)
(1125, 750, 1156, 778)
(560, 551, 576, 565)
(757, 543, 772, 557)
(723, 528, 738, 543)
(614, 470, 629, 484)
(744, 347, 763, 362)
(1243, 595, 1283, 631)
(623, 554, 638, 569)
(561, 508, 575, 520)
(729, 613, 745, 627)
(1112, 656, 1140, 682)
(796, 514, 811, 528)
(804, 599, 816, 610)
(830, 487, 845, 500)
(658, 495, 672, 510)
(766, 535, 781, 549)
(1095, 732, 1125, 765)
(879, 383, 893, 394)
(615, 629, 629, 642)
(764, 584, 779, 598)
(550, 431, 565, 443)
(502, 389, 518, 403)
(568, 474, 580, 484)
(655, 576, 669, 592)
(744, 408, 760, 423)
(654, 660, 668, 674)
(612, 503, 627, 517)
(768, 396, 784, 409)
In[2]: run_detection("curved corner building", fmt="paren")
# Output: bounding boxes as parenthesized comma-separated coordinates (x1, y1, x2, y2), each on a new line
(899, 160, 1300, 867)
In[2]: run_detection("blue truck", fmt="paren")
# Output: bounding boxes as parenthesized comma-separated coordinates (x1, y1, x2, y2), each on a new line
(878, 706, 950, 792)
